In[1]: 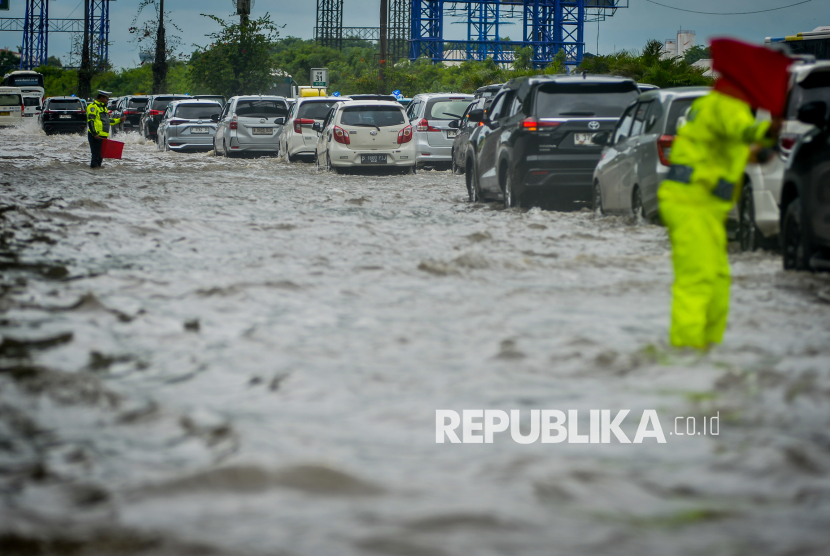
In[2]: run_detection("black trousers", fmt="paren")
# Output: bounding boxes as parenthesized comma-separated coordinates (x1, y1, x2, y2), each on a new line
(88, 133, 103, 168)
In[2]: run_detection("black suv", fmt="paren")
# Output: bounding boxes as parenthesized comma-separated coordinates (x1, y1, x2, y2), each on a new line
(780, 100, 830, 271)
(113, 95, 150, 133)
(139, 94, 190, 139)
(465, 75, 639, 209)
(38, 96, 87, 135)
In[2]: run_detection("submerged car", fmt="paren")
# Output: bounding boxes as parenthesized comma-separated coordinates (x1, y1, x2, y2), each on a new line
(0, 87, 23, 127)
(213, 95, 289, 157)
(113, 95, 150, 134)
(38, 96, 87, 134)
(313, 100, 415, 173)
(465, 74, 639, 209)
(779, 100, 830, 271)
(405, 93, 474, 168)
(281, 97, 348, 162)
(156, 99, 223, 153)
(449, 97, 487, 175)
(139, 94, 190, 139)
(592, 87, 709, 220)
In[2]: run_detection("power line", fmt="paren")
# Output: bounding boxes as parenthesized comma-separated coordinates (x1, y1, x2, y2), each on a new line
(642, 0, 814, 15)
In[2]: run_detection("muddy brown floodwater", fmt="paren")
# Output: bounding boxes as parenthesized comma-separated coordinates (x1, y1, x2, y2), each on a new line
(1, 122, 830, 556)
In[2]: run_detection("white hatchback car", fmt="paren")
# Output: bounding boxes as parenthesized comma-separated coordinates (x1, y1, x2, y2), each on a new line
(0, 87, 24, 127)
(281, 97, 348, 162)
(313, 100, 416, 173)
(213, 95, 289, 157)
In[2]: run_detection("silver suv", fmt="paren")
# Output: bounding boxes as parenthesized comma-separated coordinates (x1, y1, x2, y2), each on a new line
(405, 93, 474, 168)
(213, 95, 289, 157)
(593, 87, 709, 220)
(156, 99, 222, 153)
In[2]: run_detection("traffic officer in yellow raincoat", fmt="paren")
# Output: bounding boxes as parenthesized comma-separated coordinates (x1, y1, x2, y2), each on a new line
(658, 39, 791, 349)
(87, 90, 120, 168)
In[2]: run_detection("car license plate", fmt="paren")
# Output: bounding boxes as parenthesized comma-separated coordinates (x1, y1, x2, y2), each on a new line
(252, 128, 272, 135)
(191, 127, 209, 134)
(59, 115, 72, 119)
(447, 130, 457, 138)
(574, 133, 597, 146)
(361, 154, 387, 164)
(0, 112, 10, 116)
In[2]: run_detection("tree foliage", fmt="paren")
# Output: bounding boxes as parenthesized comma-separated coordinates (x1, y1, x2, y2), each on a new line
(684, 45, 711, 66)
(188, 14, 281, 98)
(578, 39, 712, 88)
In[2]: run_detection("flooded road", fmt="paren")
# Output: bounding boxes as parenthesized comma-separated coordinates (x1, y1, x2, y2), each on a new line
(1, 123, 829, 556)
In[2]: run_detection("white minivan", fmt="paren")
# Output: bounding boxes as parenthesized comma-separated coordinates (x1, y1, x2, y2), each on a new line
(0, 87, 24, 127)
(313, 100, 416, 173)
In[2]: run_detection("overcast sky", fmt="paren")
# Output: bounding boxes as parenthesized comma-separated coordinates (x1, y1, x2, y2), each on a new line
(2, 0, 828, 69)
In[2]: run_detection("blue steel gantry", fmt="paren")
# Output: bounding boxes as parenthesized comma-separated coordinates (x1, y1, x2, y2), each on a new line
(410, 0, 627, 68)
(2, 0, 112, 69)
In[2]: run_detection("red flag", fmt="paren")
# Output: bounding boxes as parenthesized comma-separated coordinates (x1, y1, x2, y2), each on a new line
(711, 38, 793, 117)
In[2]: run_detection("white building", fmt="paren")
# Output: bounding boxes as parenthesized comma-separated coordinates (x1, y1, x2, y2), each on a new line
(663, 30, 696, 60)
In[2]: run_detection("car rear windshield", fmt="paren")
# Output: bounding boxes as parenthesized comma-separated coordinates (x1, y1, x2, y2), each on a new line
(152, 97, 185, 110)
(535, 82, 639, 118)
(298, 101, 339, 120)
(48, 99, 84, 110)
(0, 94, 22, 107)
(340, 105, 405, 127)
(175, 104, 221, 119)
(128, 98, 149, 108)
(23, 97, 41, 107)
(427, 99, 473, 120)
(787, 69, 830, 119)
(665, 98, 698, 135)
(236, 99, 288, 118)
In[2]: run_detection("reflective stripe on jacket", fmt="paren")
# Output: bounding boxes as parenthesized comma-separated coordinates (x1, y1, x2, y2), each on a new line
(87, 100, 120, 137)
(667, 91, 773, 206)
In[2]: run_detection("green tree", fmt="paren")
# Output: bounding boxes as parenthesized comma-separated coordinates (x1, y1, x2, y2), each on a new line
(46, 55, 62, 68)
(684, 45, 711, 65)
(1, 50, 20, 76)
(188, 13, 281, 98)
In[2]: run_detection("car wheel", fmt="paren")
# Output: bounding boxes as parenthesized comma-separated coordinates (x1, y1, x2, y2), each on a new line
(503, 170, 517, 209)
(632, 186, 645, 221)
(782, 198, 811, 271)
(326, 153, 339, 174)
(593, 180, 605, 215)
(466, 161, 479, 203)
(739, 186, 760, 252)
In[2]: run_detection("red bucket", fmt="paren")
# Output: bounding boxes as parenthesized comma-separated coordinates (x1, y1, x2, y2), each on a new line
(101, 138, 124, 160)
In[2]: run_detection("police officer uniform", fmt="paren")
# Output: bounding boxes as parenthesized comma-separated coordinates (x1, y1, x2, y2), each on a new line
(87, 90, 121, 168)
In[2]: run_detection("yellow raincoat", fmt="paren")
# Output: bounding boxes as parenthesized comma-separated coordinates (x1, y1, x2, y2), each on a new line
(658, 91, 773, 349)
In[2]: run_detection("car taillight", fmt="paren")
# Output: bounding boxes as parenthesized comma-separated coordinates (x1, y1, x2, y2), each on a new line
(780, 135, 797, 151)
(149, 109, 163, 116)
(333, 125, 350, 145)
(170, 119, 188, 126)
(21, 105, 24, 113)
(397, 125, 413, 144)
(521, 118, 561, 132)
(123, 110, 136, 115)
(417, 118, 440, 132)
(294, 118, 315, 133)
(229, 115, 238, 130)
(657, 135, 674, 167)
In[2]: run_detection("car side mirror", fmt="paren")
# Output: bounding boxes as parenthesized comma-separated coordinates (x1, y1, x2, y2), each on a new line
(312, 122, 323, 133)
(467, 109, 485, 123)
(274, 117, 286, 125)
(592, 131, 611, 146)
(797, 101, 828, 128)
(211, 114, 219, 123)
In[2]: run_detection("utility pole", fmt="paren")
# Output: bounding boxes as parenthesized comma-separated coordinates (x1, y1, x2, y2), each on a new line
(238, 0, 251, 26)
(152, 0, 167, 94)
(78, 0, 91, 99)
(379, 0, 388, 94)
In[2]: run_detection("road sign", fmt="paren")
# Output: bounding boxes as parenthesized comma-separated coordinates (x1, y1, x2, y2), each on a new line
(0, 0, 9, 12)
(311, 68, 328, 88)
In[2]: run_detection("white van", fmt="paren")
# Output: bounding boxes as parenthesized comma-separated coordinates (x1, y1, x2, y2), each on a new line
(22, 89, 45, 118)
(0, 87, 24, 126)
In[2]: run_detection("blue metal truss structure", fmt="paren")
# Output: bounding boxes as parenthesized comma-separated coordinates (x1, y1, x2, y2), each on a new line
(10, 0, 111, 70)
(410, 0, 626, 68)
(21, 0, 48, 69)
